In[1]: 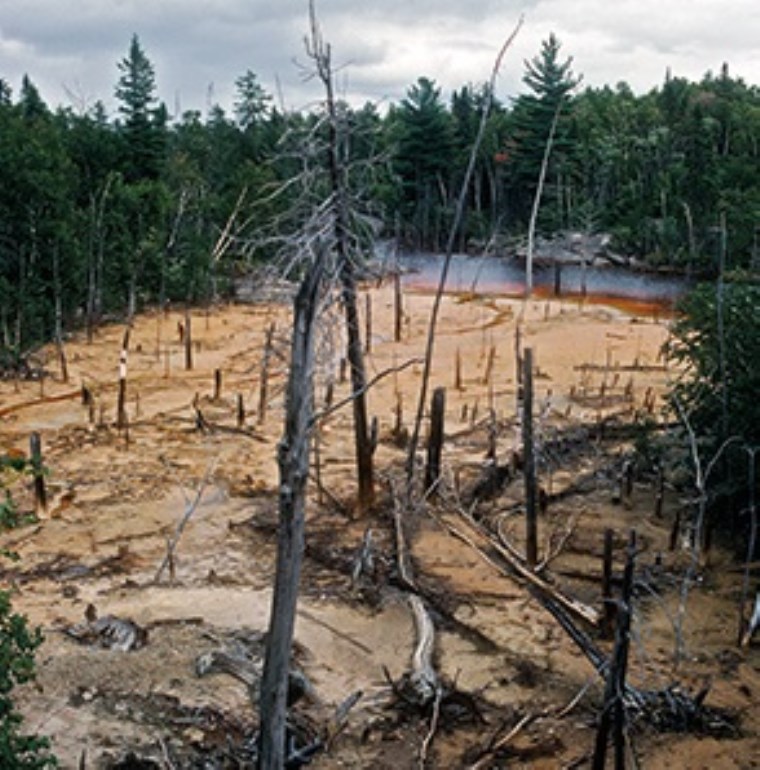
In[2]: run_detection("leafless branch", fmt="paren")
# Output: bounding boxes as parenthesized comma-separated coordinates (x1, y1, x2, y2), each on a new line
(154, 457, 219, 582)
(406, 16, 524, 493)
(312, 356, 423, 424)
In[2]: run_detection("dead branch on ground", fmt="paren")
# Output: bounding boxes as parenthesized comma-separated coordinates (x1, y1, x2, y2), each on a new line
(154, 458, 219, 582)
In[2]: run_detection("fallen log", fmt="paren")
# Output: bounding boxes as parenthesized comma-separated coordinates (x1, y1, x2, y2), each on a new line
(399, 594, 438, 708)
(453, 511, 600, 627)
(539, 564, 736, 736)
(196, 646, 313, 707)
(0, 388, 82, 418)
(390, 480, 416, 591)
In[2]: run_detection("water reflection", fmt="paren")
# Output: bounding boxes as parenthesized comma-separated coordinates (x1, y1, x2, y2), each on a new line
(399, 253, 690, 310)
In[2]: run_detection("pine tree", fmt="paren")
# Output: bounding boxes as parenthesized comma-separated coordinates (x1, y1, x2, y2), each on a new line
(115, 34, 166, 180)
(390, 77, 454, 249)
(510, 34, 581, 228)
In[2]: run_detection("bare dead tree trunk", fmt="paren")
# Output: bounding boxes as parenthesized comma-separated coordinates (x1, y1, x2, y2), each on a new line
(117, 326, 131, 432)
(601, 528, 615, 639)
(87, 175, 113, 343)
(394, 269, 403, 343)
(526, 101, 563, 297)
(30, 431, 47, 516)
(184, 306, 193, 371)
(523, 347, 538, 567)
(364, 292, 372, 354)
(52, 244, 69, 383)
(593, 530, 636, 770)
(308, 3, 374, 513)
(258, 249, 324, 770)
(514, 323, 523, 396)
(258, 323, 275, 425)
(237, 393, 245, 428)
(425, 387, 446, 494)
(405, 19, 523, 492)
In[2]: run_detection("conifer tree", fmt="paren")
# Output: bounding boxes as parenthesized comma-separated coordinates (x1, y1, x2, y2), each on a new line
(115, 34, 166, 181)
(510, 33, 581, 227)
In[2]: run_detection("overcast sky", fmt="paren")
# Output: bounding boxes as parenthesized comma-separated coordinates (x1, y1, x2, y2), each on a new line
(1, 0, 759, 118)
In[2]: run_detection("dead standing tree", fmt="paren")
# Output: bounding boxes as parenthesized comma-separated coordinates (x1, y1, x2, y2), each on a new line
(307, 4, 375, 513)
(258, 247, 325, 769)
(525, 100, 563, 298)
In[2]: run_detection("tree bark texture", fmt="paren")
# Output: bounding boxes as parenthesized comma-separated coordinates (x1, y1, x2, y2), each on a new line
(425, 387, 446, 494)
(258, 252, 323, 770)
(523, 347, 538, 567)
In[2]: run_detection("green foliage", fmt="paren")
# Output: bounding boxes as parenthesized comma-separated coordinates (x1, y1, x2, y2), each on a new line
(0, 461, 55, 766)
(388, 77, 455, 249)
(0, 456, 39, 532)
(1, 32, 759, 360)
(668, 281, 760, 448)
(509, 33, 581, 230)
(0, 491, 21, 531)
(0, 591, 56, 768)
(115, 34, 167, 181)
(666, 280, 760, 539)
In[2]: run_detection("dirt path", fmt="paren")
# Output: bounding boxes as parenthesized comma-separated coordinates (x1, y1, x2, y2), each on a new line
(2, 284, 758, 768)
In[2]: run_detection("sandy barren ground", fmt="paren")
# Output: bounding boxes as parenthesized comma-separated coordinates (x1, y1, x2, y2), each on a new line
(1, 279, 758, 768)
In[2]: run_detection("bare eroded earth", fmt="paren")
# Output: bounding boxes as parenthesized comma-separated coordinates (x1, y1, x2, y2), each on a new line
(1, 281, 759, 768)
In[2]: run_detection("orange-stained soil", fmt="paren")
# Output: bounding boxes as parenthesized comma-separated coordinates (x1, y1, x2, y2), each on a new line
(1, 281, 758, 768)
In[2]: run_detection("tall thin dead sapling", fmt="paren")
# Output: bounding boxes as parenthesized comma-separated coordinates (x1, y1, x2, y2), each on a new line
(405, 18, 524, 492)
(523, 347, 538, 567)
(673, 398, 740, 664)
(525, 100, 563, 298)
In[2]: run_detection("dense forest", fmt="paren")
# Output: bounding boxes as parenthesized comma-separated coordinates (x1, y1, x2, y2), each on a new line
(1, 33, 759, 549)
(2, 33, 759, 355)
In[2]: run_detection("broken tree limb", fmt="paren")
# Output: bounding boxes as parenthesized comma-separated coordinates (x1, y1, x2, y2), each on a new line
(453, 511, 600, 627)
(390, 480, 417, 591)
(351, 527, 374, 591)
(325, 690, 364, 750)
(523, 347, 538, 567)
(403, 594, 437, 707)
(312, 357, 423, 425)
(154, 459, 218, 582)
(468, 713, 536, 770)
(418, 684, 443, 769)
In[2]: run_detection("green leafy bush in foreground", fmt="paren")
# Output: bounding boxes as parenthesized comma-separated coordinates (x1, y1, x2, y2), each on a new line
(0, 589, 57, 768)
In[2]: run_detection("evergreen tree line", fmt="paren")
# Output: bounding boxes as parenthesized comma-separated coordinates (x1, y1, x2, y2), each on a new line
(1, 33, 759, 357)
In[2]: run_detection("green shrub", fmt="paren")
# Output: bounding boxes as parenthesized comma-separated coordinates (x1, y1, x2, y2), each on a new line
(0, 590, 57, 768)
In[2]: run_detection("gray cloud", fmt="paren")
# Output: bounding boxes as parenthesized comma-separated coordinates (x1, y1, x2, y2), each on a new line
(1, 0, 758, 117)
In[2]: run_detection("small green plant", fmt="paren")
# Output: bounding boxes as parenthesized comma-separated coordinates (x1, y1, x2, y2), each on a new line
(0, 456, 38, 532)
(0, 591, 57, 768)
(1, 461, 56, 767)
(0, 491, 21, 531)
